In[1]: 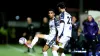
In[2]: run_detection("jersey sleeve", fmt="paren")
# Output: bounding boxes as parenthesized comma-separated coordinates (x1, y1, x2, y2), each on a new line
(58, 12, 65, 37)
(60, 12, 65, 23)
(58, 23, 64, 37)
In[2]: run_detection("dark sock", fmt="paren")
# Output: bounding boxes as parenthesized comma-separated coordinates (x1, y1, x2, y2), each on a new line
(27, 48, 30, 52)
(32, 47, 35, 52)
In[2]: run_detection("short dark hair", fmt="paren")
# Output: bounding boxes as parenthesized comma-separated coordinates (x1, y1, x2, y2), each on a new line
(57, 2, 66, 8)
(48, 8, 55, 13)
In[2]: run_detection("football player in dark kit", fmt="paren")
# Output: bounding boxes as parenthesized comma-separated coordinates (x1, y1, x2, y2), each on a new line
(23, 17, 35, 53)
(83, 15, 99, 56)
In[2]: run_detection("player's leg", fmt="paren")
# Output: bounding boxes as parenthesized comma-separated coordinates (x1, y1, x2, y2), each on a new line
(52, 45, 59, 56)
(58, 36, 70, 56)
(57, 46, 66, 56)
(42, 34, 57, 56)
(25, 36, 32, 53)
(25, 33, 46, 48)
(22, 35, 30, 53)
(22, 33, 30, 53)
(29, 36, 35, 52)
(60, 49, 66, 56)
(42, 44, 50, 56)
(30, 33, 49, 48)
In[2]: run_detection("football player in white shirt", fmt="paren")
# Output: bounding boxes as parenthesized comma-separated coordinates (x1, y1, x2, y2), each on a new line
(54, 2, 72, 56)
(25, 9, 59, 56)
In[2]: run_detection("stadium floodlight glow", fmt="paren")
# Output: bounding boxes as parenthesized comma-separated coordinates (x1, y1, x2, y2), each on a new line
(15, 15, 20, 20)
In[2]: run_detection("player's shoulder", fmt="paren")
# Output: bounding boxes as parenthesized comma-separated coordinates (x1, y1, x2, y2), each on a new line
(65, 12, 71, 17)
(50, 19, 54, 23)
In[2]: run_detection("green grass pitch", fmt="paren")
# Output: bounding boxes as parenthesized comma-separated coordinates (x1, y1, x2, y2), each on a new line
(0, 44, 71, 56)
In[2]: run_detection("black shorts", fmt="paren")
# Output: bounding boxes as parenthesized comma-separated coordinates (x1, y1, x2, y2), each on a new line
(26, 33, 34, 40)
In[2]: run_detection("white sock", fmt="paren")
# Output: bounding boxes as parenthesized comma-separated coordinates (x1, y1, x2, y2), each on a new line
(52, 51, 58, 56)
(31, 37, 38, 48)
(43, 51, 48, 56)
(61, 53, 66, 56)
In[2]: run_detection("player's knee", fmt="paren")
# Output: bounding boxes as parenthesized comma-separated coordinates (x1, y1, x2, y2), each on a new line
(52, 45, 59, 51)
(42, 47, 47, 52)
(52, 46, 58, 51)
(42, 45, 49, 52)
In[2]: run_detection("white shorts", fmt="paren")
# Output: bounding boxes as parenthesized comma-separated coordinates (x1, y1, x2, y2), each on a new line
(54, 36, 70, 49)
(44, 34, 56, 47)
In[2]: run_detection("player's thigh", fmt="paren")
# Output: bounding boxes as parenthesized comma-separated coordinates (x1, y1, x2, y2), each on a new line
(59, 36, 70, 48)
(45, 35, 56, 47)
(36, 33, 46, 39)
(52, 45, 59, 51)
(52, 45, 64, 53)
(59, 36, 70, 44)
(43, 44, 50, 51)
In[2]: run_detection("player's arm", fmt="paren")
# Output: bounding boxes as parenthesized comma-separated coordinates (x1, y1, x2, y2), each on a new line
(57, 20, 65, 42)
(58, 21, 65, 37)
(57, 13, 65, 41)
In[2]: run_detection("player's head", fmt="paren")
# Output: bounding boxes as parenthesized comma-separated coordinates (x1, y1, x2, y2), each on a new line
(27, 17, 32, 24)
(87, 15, 93, 22)
(43, 17, 48, 23)
(48, 9, 55, 19)
(57, 2, 66, 12)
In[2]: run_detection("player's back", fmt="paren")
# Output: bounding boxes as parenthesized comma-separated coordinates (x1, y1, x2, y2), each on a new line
(60, 11, 72, 37)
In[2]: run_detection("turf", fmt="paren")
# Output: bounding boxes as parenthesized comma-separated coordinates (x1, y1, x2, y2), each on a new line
(0, 44, 71, 56)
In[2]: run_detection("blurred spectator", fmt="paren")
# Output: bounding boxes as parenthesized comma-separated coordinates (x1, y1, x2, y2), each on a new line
(96, 30, 100, 51)
(0, 22, 8, 44)
(39, 17, 49, 34)
(0, 26, 8, 44)
(23, 17, 35, 53)
(38, 17, 49, 46)
(83, 15, 99, 56)
(70, 16, 79, 51)
(76, 28, 86, 50)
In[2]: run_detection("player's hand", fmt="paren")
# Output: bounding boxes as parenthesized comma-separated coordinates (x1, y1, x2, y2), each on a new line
(57, 36, 60, 42)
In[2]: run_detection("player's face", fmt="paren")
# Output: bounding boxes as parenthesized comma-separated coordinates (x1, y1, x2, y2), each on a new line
(87, 16, 92, 22)
(48, 11, 55, 19)
(27, 18, 32, 24)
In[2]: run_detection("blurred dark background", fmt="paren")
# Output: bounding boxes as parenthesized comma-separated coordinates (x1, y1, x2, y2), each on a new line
(0, 0, 100, 44)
